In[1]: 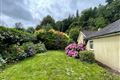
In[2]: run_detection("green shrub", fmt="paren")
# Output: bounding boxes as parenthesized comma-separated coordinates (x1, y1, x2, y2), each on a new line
(0, 26, 36, 47)
(36, 29, 72, 50)
(1, 44, 24, 63)
(34, 43, 47, 53)
(69, 27, 80, 42)
(0, 42, 47, 62)
(0, 54, 6, 69)
(17, 42, 36, 60)
(0, 26, 47, 63)
(20, 42, 47, 55)
(79, 51, 95, 63)
(21, 42, 36, 57)
(0, 26, 37, 61)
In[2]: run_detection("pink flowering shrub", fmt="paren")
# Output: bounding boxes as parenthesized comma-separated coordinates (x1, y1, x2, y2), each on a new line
(65, 43, 86, 57)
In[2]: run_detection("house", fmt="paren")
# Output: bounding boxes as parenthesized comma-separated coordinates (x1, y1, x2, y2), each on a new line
(77, 30, 96, 50)
(77, 19, 120, 72)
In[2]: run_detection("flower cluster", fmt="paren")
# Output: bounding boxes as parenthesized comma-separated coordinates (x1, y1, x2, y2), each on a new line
(77, 43, 86, 51)
(65, 43, 86, 57)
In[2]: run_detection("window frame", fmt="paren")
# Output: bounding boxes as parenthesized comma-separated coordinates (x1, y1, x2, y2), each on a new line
(89, 40, 93, 50)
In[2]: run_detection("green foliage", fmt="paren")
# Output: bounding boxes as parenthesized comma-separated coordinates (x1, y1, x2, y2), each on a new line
(78, 0, 120, 30)
(21, 42, 35, 53)
(106, 0, 114, 4)
(1, 44, 24, 63)
(16, 42, 47, 60)
(26, 27, 35, 33)
(61, 16, 74, 32)
(95, 17, 107, 28)
(0, 26, 46, 63)
(0, 41, 47, 63)
(69, 27, 80, 42)
(36, 29, 71, 50)
(88, 18, 96, 30)
(36, 15, 57, 30)
(35, 0, 120, 32)
(0, 26, 36, 47)
(69, 22, 81, 30)
(21, 42, 47, 55)
(76, 10, 79, 17)
(105, 0, 120, 22)
(53, 15, 74, 32)
(0, 54, 6, 69)
(34, 43, 47, 53)
(21, 42, 36, 57)
(79, 51, 95, 63)
(41, 24, 54, 31)
(55, 21, 64, 32)
(79, 8, 97, 30)
(14, 22, 25, 31)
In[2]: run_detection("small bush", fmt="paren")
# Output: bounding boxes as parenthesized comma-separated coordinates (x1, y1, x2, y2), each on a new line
(79, 51, 95, 63)
(34, 43, 47, 53)
(17, 42, 47, 60)
(1, 44, 25, 63)
(0, 54, 6, 69)
(21, 42, 36, 57)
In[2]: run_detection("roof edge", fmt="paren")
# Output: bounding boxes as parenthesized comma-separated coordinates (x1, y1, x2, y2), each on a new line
(88, 31, 120, 39)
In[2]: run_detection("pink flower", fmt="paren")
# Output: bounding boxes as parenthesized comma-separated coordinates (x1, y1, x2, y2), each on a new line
(65, 43, 86, 57)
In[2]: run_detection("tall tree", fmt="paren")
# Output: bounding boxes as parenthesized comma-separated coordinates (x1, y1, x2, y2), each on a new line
(79, 8, 96, 30)
(95, 17, 107, 28)
(15, 22, 24, 31)
(26, 27, 35, 33)
(36, 15, 56, 30)
(41, 15, 55, 26)
(55, 21, 64, 32)
(76, 10, 79, 17)
(62, 15, 74, 32)
(106, 0, 114, 4)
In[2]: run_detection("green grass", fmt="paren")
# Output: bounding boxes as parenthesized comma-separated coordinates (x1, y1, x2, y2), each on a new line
(0, 51, 119, 80)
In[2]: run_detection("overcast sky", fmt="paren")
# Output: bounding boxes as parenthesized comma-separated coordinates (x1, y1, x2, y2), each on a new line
(0, 0, 106, 28)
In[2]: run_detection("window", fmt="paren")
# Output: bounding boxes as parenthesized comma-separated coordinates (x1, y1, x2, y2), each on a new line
(89, 40, 93, 49)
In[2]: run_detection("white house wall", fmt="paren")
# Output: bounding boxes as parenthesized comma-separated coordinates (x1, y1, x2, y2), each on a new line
(93, 35, 120, 72)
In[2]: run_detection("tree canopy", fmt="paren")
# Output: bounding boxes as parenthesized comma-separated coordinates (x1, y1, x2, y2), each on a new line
(36, 0, 120, 33)
(36, 15, 56, 30)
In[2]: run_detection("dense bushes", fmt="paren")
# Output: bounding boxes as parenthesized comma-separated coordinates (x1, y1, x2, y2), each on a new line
(1, 42, 47, 62)
(36, 29, 72, 50)
(79, 51, 95, 63)
(0, 55, 6, 69)
(0, 26, 36, 53)
(0, 26, 47, 68)
(0, 44, 25, 63)
(21, 42, 47, 55)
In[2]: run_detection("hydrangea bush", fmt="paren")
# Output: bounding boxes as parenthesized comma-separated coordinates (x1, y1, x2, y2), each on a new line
(65, 43, 86, 57)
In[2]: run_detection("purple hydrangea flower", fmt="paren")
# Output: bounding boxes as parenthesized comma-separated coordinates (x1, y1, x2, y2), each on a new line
(65, 43, 86, 57)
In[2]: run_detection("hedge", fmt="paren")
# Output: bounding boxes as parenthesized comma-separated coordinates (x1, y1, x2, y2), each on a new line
(79, 51, 95, 63)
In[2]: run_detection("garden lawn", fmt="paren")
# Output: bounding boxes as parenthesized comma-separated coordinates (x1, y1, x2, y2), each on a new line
(0, 51, 119, 80)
